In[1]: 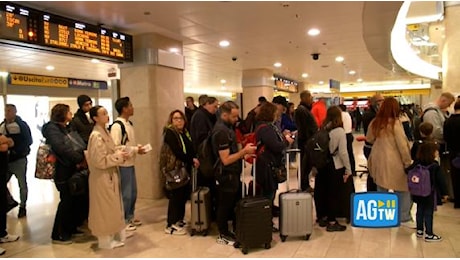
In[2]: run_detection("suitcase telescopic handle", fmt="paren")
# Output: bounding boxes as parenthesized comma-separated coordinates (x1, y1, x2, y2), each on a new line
(285, 148, 301, 191)
(241, 155, 257, 198)
(192, 167, 198, 192)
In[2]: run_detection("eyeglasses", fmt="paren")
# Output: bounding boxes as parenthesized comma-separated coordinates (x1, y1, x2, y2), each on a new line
(172, 117, 184, 121)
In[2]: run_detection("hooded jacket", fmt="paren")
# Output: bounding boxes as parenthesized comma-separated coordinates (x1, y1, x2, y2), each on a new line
(1, 116, 32, 162)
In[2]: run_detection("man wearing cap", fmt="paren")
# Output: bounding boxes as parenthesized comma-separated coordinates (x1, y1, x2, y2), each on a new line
(70, 95, 94, 145)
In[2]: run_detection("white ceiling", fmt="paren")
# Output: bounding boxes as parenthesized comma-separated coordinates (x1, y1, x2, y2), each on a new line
(2, 1, 426, 93)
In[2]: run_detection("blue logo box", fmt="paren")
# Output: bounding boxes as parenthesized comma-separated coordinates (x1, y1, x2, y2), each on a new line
(351, 192, 400, 228)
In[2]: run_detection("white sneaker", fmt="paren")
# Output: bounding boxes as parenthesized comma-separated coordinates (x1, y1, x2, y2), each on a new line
(401, 220, 417, 229)
(0, 234, 19, 243)
(164, 225, 186, 235)
(125, 224, 137, 231)
(0, 247, 5, 255)
(111, 241, 125, 249)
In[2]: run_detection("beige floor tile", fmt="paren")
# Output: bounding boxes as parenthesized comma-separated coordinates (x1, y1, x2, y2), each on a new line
(359, 240, 390, 258)
(325, 240, 360, 258)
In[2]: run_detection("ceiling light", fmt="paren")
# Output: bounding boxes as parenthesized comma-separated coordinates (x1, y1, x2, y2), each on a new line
(318, 81, 324, 85)
(169, 48, 179, 53)
(46, 65, 55, 71)
(301, 73, 309, 78)
(273, 62, 282, 68)
(220, 79, 226, 84)
(335, 56, 344, 62)
(91, 58, 100, 63)
(219, 40, 230, 47)
(349, 70, 356, 75)
(307, 28, 320, 36)
(357, 78, 363, 82)
(0, 71, 8, 77)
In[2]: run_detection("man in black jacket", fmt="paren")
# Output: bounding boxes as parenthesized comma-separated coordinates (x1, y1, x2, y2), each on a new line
(190, 96, 218, 151)
(0, 104, 32, 218)
(294, 90, 318, 191)
(184, 96, 198, 131)
(70, 95, 94, 145)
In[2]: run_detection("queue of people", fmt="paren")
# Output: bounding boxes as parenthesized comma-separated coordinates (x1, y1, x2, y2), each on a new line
(1, 90, 459, 255)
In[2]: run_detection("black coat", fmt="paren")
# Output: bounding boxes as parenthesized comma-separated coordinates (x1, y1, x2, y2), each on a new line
(294, 102, 317, 148)
(70, 109, 94, 145)
(190, 107, 216, 151)
(444, 114, 460, 157)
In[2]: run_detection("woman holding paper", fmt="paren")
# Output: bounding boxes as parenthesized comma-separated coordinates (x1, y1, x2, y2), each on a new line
(86, 105, 129, 249)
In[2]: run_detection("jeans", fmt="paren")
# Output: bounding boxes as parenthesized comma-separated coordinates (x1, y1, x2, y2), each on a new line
(376, 186, 413, 223)
(166, 185, 189, 226)
(6, 158, 28, 208)
(216, 187, 238, 235)
(119, 166, 137, 223)
(416, 200, 434, 235)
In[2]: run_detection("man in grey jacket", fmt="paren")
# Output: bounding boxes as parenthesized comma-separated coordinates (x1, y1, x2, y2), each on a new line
(423, 92, 455, 199)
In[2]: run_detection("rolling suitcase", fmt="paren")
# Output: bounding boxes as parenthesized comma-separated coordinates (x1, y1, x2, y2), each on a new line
(235, 159, 272, 255)
(279, 148, 313, 242)
(190, 168, 211, 236)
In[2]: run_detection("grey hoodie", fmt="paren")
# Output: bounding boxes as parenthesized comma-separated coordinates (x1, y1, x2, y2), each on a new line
(423, 103, 449, 143)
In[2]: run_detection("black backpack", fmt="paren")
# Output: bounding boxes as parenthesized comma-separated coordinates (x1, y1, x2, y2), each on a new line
(305, 127, 338, 169)
(196, 134, 217, 178)
(412, 108, 437, 141)
(108, 120, 132, 145)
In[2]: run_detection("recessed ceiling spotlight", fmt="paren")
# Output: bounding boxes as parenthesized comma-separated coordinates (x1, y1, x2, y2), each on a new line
(349, 70, 356, 75)
(46, 65, 55, 71)
(318, 81, 324, 85)
(301, 73, 309, 78)
(307, 28, 320, 36)
(335, 56, 344, 62)
(169, 48, 179, 53)
(357, 78, 363, 82)
(273, 62, 282, 68)
(91, 58, 100, 63)
(219, 40, 230, 47)
(220, 79, 227, 84)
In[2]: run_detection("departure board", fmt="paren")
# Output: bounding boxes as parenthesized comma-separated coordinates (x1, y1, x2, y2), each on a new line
(0, 2, 132, 62)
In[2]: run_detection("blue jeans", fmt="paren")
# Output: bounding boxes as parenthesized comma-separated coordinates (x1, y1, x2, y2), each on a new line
(416, 200, 434, 235)
(119, 166, 137, 223)
(7, 158, 28, 208)
(376, 185, 413, 223)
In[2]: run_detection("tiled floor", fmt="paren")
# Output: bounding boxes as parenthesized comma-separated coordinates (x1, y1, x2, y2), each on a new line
(2, 136, 460, 257)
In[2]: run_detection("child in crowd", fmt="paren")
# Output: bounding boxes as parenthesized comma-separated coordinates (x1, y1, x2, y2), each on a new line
(408, 142, 448, 242)
(411, 122, 435, 160)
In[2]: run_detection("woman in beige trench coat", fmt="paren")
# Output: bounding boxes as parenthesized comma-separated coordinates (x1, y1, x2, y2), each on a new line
(86, 105, 128, 249)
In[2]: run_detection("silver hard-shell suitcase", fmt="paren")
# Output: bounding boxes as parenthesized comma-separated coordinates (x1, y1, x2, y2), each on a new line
(279, 148, 313, 242)
(190, 168, 211, 236)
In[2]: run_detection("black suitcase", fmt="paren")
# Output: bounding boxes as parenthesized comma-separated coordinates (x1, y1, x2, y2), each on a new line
(235, 159, 272, 255)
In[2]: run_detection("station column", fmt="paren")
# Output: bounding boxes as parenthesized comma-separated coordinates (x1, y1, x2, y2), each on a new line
(442, 2, 460, 94)
(242, 69, 274, 116)
(119, 33, 184, 199)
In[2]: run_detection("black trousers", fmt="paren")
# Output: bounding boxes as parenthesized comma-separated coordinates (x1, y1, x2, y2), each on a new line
(52, 182, 80, 240)
(299, 142, 313, 191)
(166, 184, 189, 226)
(0, 161, 7, 238)
(216, 186, 239, 235)
(346, 133, 356, 175)
(451, 164, 460, 208)
(315, 163, 344, 222)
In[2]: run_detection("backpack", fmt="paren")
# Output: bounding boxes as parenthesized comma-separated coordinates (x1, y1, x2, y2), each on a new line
(412, 108, 437, 141)
(305, 127, 337, 169)
(407, 164, 433, 197)
(242, 123, 268, 164)
(34, 140, 56, 180)
(196, 134, 217, 178)
(109, 120, 132, 145)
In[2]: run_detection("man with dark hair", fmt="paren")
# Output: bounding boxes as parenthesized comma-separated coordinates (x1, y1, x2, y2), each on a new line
(111, 97, 146, 232)
(184, 96, 198, 130)
(0, 134, 20, 254)
(258, 96, 268, 105)
(198, 95, 209, 107)
(212, 101, 256, 245)
(70, 95, 94, 144)
(294, 90, 318, 191)
(0, 104, 32, 218)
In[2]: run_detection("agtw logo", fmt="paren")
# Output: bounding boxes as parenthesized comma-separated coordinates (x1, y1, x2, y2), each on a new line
(351, 192, 400, 228)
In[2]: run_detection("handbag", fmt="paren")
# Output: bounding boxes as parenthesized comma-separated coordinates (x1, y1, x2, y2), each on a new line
(68, 169, 89, 196)
(163, 163, 190, 191)
(271, 163, 287, 183)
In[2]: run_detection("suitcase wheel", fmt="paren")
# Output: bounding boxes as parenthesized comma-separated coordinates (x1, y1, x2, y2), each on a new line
(202, 230, 208, 236)
(242, 247, 249, 255)
(280, 235, 287, 242)
(264, 243, 271, 249)
(305, 234, 311, 241)
(190, 229, 196, 237)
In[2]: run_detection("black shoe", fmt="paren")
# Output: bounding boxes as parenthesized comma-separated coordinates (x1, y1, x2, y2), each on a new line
(272, 226, 279, 233)
(272, 206, 280, 218)
(17, 207, 26, 218)
(326, 222, 347, 232)
(72, 230, 85, 237)
(317, 217, 328, 227)
(6, 200, 18, 213)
